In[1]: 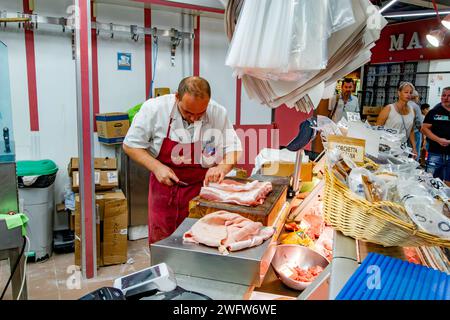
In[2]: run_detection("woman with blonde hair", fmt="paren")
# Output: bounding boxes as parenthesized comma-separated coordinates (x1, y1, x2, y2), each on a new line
(376, 81, 417, 157)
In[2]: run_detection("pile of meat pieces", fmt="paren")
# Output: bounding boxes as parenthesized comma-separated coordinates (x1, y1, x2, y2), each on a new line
(183, 211, 274, 254)
(200, 179, 273, 206)
(289, 265, 324, 283)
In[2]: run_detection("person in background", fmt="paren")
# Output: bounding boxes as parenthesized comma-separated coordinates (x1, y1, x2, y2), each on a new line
(376, 81, 417, 157)
(328, 78, 360, 123)
(421, 103, 430, 117)
(421, 87, 450, 181)
(408, 90, 424, 161)
(123, 76, 242, 243)
(420, 103, 431, 161)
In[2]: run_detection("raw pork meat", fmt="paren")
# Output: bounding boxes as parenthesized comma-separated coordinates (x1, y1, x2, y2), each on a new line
(301, 214, 325, 240)
(289, 265, 324, 283)
(183, 211, 274, 253)
(314, 226, 334, 261)
(200, 179, 273, 206)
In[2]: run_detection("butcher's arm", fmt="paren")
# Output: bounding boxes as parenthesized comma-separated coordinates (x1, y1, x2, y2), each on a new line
(123, 144, 158, 172)
(122, 144, 179, 186)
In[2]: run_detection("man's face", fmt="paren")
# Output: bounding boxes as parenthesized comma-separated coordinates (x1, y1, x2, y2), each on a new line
(176, 93, 210, 124)
(441, 89, 450, 109)
(342, 82, 353, 95)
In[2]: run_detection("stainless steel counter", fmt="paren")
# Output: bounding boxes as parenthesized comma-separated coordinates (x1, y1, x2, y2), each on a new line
(151, 218, 273, 287)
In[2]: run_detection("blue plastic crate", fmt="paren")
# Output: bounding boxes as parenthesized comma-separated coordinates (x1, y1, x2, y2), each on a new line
(336, 253, 450, 300)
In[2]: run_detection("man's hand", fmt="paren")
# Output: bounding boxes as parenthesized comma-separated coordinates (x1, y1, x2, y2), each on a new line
(437, 138, 450, 147)
(153, 163, 179, 186)
(204, 166, 227, 186)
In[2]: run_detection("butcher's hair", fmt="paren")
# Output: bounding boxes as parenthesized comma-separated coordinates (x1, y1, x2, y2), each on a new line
(177, 76, 211, 99)
(443, 87, 450, 94)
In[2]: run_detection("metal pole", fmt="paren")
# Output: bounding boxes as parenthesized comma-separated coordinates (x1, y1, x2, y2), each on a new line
(74, 0, 96, 279)
(292, 150, 303, 194)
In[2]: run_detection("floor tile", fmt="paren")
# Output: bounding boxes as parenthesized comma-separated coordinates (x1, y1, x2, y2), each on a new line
(0, 239, 151, 300)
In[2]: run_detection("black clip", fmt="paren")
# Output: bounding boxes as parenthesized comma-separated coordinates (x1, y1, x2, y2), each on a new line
(110, 23, 114, 38)
(131, 25, 139, 42)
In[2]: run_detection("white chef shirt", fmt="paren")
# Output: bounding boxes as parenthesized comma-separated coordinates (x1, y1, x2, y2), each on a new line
(123, 94, 242, 168)
(328, 94, 360, 123)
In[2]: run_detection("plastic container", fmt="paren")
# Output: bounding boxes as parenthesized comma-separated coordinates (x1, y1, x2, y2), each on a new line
(17, 160, 58, 188)
(17, 160, 58, 261)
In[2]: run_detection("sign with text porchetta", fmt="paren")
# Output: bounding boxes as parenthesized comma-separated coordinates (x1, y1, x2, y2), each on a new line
(327, 135, 366, 165)
(371, 18, 450, 63)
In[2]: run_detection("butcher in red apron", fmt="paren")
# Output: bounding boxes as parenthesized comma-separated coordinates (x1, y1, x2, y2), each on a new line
(147, 105, 208, 243)
(123, 77, 242, 244)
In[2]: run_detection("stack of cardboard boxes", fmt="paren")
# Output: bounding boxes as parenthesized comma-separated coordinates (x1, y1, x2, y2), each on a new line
(68, 157, 128, 268)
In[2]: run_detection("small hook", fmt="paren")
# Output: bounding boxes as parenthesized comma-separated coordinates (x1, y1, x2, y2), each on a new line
(110, 23, 114, 38)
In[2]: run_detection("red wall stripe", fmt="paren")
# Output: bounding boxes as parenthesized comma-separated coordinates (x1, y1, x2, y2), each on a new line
(79, 0, 95, 279)
(193, 15, 200, 77)
(133, 0, 225, 14)
(145, 8, 152, 98)
(91, 1, 99, 131)
(235, 78, 241, 125)
(23, 0, 39, 131)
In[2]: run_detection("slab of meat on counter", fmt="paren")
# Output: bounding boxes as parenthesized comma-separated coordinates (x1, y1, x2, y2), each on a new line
(183, 211, 274, 254)
(199, 179, 273, 206)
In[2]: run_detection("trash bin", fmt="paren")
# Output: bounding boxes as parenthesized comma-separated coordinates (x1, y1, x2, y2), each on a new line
(17, 160, 58, 261)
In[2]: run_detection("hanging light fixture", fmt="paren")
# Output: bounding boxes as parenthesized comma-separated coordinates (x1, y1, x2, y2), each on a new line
(426, 29, 445, 47)
(426, 0, 445, 47)
(442, 14, 450, 30)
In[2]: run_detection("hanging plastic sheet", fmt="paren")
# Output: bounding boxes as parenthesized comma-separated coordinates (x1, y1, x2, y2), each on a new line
(225, 0, 295, 74)
(225, 0, 387, 113)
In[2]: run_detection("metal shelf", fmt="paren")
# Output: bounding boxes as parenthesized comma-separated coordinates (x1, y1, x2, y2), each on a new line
(0, 10, 194, 40)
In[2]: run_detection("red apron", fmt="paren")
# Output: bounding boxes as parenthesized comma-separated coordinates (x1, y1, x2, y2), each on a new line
(148, 107, 209, 244)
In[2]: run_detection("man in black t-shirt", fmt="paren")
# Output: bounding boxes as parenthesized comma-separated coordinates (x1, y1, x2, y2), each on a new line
(422, 87, 450, 181)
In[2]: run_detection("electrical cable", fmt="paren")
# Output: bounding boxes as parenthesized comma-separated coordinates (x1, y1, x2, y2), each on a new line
(148, 36, 159, 99)
(17, 235, 30, 300)
(431, 0, 442, 23)
(0, 235, 26, 300)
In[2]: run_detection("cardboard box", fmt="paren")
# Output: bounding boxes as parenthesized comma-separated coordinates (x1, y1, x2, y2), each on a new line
(74, 191, 128, 268)
(100, 192, 128, 266)
(362, 106, 382, 116)
(74, 201, 102, 267)
(367, 115, 378, 124)
(96, 113, 130, 145)
(72, 170, 119, 192)
(261, 161, 313, 182)
(68, 157, 117, 176)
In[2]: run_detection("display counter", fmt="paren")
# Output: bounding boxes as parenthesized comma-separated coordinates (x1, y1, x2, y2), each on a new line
(149, 154, 448, 300)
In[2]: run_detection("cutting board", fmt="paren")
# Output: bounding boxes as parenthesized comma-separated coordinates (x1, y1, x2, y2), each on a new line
(188, 177, 288, 226)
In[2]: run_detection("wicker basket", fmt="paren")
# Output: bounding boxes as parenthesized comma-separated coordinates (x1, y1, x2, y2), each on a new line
(323, 166, 450, 248)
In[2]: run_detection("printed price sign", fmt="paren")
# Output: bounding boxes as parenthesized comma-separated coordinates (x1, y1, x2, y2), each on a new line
(328, 135, 366, 165)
